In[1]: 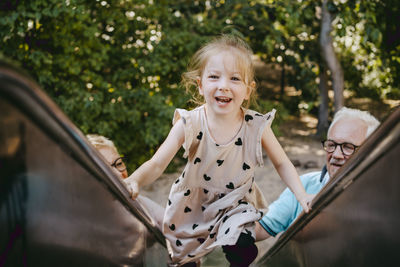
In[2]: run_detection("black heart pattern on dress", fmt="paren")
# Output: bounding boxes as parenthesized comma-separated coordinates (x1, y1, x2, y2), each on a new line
(188, 255, 195, 258)
(266, 114, 271, 120)
(259, 211, 264, 217)
(184, 206, 192, 213)
(168, 199, 171, 205)
(242, 210, 247, 213)
(203, 174, 211, 181)
(197, 131, 203, 140)
(226, 182, 234, 189)
(245, 229, 252, 236)
(235, 138, 242, 146)
(242, 162, 250, 170)
(176, 239, 182, 246)
(197, 238, 205, 244)
(192, 224, 198, 230)
(208, 225, 214, 232)
(245, 114, 253, 122)
(204, 189, 208, 194)
(201, 206, 206, 211)
(225, 228, 230, 234)
(249, 188, 252, 193)
(182, 171, 185, 178)
(184, 189, 190, 196)
(175, 179, 180, 184)
(169, 224, 175, 231)
(255, 113, 263, 117)
(210, 233, 216, 238)
(194, 157, 201, 164)
(223, 215, 229, 223)
(219, 193, 225, 199)
(216, 159, 224, 166)
(238, 199, 248, 205)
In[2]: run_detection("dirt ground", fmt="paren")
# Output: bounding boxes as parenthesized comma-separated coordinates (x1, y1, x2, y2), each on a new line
(140, 113, 326, 266)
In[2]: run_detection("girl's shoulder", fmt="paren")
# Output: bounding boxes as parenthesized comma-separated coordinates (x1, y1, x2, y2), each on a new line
(173, 105, 204, 125)
(243, 108, 276, 124)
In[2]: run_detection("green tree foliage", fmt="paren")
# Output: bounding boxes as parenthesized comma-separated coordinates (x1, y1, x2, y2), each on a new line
(333, 0, 400, 99)
(0, 0, 194, 170)
(1, 0, 398, 170)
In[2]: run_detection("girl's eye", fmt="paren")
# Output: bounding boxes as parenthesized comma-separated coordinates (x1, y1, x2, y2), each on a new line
(209, 75, 219, 79)
(231, 77, 241, 81)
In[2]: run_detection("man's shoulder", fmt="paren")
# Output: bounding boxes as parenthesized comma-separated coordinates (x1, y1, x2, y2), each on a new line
(300, 171, 322, 184)
(300, 170, 327, 193)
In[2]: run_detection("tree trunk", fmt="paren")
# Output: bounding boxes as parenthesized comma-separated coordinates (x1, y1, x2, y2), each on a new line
(280, 60, 285, 98)
(316, 64, 330, 137)
(320, 0, 344, 112)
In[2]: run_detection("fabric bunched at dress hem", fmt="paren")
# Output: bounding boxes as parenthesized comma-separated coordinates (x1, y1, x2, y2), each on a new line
(163, 105, 276, 265)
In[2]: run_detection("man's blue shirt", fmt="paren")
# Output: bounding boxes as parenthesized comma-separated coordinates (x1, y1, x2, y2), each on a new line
(259, 167, 329, 237)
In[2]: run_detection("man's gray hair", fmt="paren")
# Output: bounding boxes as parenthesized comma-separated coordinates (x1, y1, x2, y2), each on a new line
(328, 107, 380, 138)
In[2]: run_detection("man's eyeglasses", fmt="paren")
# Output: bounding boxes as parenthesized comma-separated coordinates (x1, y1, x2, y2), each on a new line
(321, 140, 359, 156)
(111, 157, 127, 172)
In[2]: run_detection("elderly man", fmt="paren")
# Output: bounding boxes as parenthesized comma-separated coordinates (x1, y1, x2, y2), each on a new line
(255, 107, 380, 240)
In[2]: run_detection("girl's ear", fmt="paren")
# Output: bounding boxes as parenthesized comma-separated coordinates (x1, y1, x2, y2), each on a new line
(245, 81, 256, 100)
(197, 77, 204, 96)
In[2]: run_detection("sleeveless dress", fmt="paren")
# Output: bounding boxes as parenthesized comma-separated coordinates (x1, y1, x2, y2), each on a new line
(163, 105, 276, 265)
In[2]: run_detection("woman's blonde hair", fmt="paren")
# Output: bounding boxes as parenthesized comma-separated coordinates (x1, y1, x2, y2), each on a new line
(86, 134, 118, 154)
(182, 34, 257, 108)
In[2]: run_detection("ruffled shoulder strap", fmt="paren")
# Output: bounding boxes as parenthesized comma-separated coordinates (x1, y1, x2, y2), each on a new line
(245, 108, 276, 167)
(173, 107, 202, 159)
(257, 109, 276, 166)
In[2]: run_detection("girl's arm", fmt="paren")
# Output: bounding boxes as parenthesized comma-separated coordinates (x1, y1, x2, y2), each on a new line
(262, 126, 313, 213)
(125, 119, 185, 199)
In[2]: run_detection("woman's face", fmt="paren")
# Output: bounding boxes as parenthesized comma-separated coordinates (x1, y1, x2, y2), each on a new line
(98, 147, 128, 179)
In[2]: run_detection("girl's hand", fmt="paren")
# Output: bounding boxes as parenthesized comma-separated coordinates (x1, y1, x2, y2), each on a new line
(124, 178, 140, 200)
(298, 193, 315, 213)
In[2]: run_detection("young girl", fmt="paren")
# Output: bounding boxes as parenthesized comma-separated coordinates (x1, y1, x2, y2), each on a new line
(125, 35, 313, 266)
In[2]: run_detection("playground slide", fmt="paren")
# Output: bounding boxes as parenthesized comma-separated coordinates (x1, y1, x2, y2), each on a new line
(0, 61, 168, 266)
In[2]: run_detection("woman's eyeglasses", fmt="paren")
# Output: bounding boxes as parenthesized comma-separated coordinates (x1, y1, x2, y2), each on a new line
(111, 157, 127, 172)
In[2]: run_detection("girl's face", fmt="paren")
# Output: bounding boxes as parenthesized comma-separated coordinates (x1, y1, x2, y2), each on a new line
(198, 51, 252, 117)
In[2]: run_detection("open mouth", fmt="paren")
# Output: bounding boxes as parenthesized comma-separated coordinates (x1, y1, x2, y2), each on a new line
(215, 96, 232, 103)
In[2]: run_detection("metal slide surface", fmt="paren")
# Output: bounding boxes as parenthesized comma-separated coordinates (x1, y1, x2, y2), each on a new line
(0, 62, 168, 266)
(256, 107, 400, 266)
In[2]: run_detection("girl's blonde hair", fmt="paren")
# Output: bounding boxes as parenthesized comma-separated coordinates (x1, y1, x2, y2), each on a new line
(182, 34, 256, 108)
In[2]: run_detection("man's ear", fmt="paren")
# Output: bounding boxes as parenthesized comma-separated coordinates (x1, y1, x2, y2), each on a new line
(197, 77, 204, 96)
(245, 81, 256, 100)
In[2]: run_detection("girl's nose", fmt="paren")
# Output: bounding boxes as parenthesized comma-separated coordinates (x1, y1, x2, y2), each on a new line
(218, 78, 229, 90)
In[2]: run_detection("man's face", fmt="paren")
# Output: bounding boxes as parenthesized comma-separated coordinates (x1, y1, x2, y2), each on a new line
(326, 118, 368, 177)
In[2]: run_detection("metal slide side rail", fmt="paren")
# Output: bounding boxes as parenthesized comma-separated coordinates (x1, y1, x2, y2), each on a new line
(0, 61, 167, 266)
